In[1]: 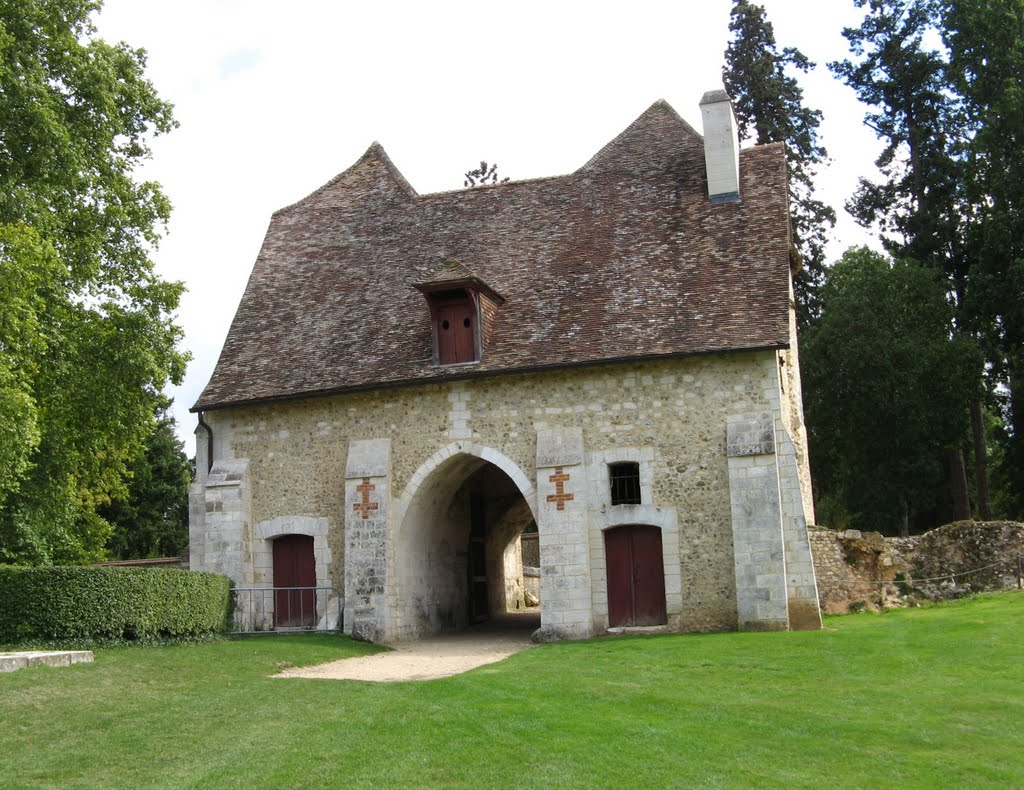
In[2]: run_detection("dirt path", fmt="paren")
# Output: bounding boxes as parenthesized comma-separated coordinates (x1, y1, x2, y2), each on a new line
(275, 613, 538, 682)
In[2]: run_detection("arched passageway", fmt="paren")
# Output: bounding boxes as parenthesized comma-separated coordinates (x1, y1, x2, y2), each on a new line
(394, 453, 539, 639)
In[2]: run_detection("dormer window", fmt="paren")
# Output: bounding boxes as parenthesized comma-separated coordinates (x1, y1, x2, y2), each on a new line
(434, 289, 477, 364)
(414, 258, 504, 367)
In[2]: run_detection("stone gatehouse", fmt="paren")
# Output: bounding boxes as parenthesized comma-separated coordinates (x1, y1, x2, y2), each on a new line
(189, 92, 822, 641)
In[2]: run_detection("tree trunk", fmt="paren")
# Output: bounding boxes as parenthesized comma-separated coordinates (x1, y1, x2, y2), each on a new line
(970, 398, 992, 521)
(899, 494, 910, 538)
(1008, 349, 1024, 516)
(947, 446, 972, 522)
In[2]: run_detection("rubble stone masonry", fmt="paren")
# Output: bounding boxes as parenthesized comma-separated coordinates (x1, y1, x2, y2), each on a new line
(192, 349, 817, 636)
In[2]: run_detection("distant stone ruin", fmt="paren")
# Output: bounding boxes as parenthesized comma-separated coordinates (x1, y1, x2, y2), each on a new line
(810, 520, 1024, 613)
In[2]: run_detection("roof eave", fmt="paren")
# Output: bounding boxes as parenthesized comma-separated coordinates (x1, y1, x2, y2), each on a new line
(191, 342, 788, 414)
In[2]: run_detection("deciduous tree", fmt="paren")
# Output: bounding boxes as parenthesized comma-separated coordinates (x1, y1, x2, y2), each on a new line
(0, 0, 187, 564)
(830, 0, 984, 521)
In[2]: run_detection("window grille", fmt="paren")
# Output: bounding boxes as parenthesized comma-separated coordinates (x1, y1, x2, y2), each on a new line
(609, 462, 641, 505)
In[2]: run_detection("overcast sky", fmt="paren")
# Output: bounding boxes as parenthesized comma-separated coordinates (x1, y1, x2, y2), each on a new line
(95, 0, 883, 456)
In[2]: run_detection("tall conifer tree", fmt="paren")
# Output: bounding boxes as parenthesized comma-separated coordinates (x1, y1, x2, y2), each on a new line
(827, 0, 1024, 522)
(722, 0, 836, 328)
(945, 0, 1024, 515)
(830, 0, 966, 293)
(830, 0, 995, 521)
(100, 398, 191, 559)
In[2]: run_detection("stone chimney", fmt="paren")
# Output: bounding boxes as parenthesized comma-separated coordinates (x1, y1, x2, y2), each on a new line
(699, 90, 741, 203)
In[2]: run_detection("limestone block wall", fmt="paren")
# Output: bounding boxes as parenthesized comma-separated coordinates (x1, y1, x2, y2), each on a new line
(775, 427, 822, 629)
(726, 413, 789, 630)
(485, 499, 532, 613)
(190, 458, 252, 585)
(535, 428, 594, 637)
(521, 534, 540, 566)
(343, 439, 392, 642)
(194, 349, 815, 635)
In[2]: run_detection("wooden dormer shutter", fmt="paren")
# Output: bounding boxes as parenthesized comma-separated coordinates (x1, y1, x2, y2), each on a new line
(414, 258, 504, 367)
(436, 293, 476, 364)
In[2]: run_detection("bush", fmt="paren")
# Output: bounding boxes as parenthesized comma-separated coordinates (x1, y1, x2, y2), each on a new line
(0, 565, 232, 642)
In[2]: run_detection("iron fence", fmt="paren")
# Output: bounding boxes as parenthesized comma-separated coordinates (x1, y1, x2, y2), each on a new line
(231, 586, 344, 633)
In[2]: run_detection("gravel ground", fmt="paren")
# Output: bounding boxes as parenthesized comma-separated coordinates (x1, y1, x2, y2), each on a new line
(275, 612, 539, 682)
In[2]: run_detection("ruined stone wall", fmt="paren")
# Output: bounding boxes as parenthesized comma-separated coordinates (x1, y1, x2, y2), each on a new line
(810, 521, 1024, 613)
(201, 350, 795, 633)
(808, 527, 905, 613)
(909, 520, 1024, 598)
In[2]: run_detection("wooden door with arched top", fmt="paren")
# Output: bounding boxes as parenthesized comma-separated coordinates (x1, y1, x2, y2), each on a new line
(605, 525, 667, 627)
(273, 534, 316, 627)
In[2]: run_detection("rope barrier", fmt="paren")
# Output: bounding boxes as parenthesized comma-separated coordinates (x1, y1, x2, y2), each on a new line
(821, 554, 1023, 588)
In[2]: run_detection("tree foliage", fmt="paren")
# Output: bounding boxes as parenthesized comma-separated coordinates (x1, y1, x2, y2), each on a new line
(463, 161, 509, 187)
(0, 0, 187, 564)
(944, 0, 1024, 513)
(100, 398, 191, 559)
(829, 0, 1024, 520)
(830, 0, 966, 285)
(803, 248, 980, 535)
(722, 0, 836, 327)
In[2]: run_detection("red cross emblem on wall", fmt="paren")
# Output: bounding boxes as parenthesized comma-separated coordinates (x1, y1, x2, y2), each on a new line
(353, 477, 379, 519)
(546, 467, 574, 511)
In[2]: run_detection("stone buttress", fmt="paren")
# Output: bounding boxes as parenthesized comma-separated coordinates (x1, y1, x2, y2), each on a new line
(726, 412, 820, 630)
(342, 439, 392, 642)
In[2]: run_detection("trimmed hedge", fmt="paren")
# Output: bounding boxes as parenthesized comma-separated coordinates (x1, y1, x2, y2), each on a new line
(0, 565, 232, 642)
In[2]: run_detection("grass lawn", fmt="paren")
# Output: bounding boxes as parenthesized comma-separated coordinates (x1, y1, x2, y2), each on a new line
(2, 592, 1022, 789)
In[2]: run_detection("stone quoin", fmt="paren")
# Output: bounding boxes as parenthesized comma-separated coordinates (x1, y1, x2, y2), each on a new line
(189, 93, 822, 640)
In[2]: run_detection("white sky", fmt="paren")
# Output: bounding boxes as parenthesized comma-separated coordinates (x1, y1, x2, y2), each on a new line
(95, 0, 883, 456)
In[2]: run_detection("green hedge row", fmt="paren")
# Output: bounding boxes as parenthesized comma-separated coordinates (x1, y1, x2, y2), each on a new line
(0, 566, 232, 642)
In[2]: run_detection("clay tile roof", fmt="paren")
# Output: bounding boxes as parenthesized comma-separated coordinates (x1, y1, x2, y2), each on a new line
(194, 99, 793, 412)
(413, 257, 504, 303)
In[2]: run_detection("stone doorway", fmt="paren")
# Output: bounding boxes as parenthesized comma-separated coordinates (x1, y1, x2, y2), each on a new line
(393, 453, 537, 640)
(604, 524, 667, 628)
(272, 534, 317, 628)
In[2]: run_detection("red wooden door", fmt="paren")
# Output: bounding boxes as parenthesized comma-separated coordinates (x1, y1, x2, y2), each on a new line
(437, 300, 476, 364)
(273, 534, 316, 627)
(605, 525, 667, 627)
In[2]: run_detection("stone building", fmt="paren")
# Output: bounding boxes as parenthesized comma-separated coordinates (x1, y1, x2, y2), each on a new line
(189, 92, 822, 641)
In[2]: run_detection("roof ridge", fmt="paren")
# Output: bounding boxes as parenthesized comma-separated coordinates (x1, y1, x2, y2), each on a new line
(270, 99, 712, 214)
(421, 171, 574, 199)
(746, 140, 785, 153)
(577, 99, 702, 172)
(274, 142, 418, 216)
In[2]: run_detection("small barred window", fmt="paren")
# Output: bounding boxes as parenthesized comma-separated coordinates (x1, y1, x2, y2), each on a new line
(609, 462, 641, 505)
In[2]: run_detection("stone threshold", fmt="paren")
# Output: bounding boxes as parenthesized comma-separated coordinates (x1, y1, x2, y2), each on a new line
(0, 651, 94, 672)
(605, 625, 671, 636)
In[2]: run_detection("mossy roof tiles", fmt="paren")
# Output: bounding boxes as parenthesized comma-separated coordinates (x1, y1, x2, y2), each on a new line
(194, 100, 792, 411)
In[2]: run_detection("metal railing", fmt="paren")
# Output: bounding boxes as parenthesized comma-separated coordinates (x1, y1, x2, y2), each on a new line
(231, 586, 344, 633)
